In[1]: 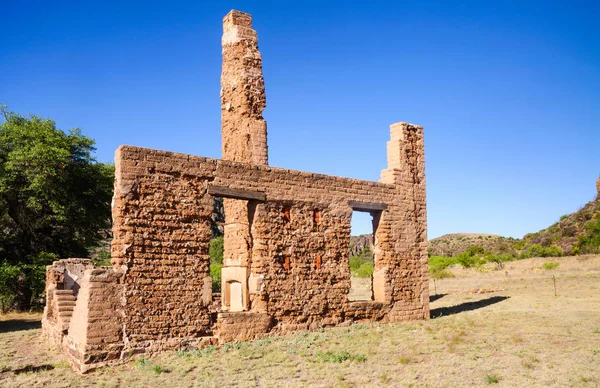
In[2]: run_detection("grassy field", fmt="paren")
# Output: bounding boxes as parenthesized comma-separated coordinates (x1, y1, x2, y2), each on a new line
(1, 255, 599, 387)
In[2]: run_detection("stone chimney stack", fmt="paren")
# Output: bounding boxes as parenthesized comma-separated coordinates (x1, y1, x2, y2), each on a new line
(380, 122, 425, 186)
(220, 10, 268, 165)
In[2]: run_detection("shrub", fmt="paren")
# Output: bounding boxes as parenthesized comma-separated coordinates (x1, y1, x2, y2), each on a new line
(543, 262, 559, 270)
(210, 263, 222, 292)
(349, 250, 374, 278)
(484, 373, 501, 384)
(428, 256, 458, 271)
(429, 268, 455, 279)
(355, 262, 374, 278)
(520, 244, 563, 258)
(573, 218, 600, 254)
(209, 237, 224, 265)
(542, 245, 564, 257)
(0, 263, 20, 313)
(349, 255, 363, 273)
(485, 253, 515, 270)
(513, 240, 526, 250)
(456, 251, 485, 268)
(465, 246, 485, 257)
(560, 214, 569, 221)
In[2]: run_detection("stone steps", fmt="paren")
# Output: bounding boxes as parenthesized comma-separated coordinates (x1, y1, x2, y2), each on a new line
(54, 289, 76, 331)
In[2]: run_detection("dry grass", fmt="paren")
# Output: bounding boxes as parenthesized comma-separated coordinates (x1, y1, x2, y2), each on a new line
(1, 255, 599, 387)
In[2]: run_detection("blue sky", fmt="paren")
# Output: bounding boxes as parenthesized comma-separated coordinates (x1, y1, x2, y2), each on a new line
(2, 0, 599, 238)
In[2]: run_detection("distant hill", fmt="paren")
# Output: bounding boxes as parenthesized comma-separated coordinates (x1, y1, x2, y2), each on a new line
(352, 232, 518, 258)
(349, 234, 373, 256)
(426, 179, 600, 258)
(428, 233, 518, 257)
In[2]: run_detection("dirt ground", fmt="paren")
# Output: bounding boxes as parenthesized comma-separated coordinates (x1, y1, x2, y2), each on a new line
(0, 255, 599, 387)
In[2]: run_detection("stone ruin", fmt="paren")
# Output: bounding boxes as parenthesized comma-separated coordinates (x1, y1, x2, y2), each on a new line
(42, 10, 429, 372)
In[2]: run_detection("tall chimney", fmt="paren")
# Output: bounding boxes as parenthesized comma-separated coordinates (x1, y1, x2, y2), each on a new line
(220, 10, 268, 165)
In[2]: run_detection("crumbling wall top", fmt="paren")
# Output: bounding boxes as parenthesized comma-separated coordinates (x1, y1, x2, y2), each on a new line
(223, 10, 252, 28)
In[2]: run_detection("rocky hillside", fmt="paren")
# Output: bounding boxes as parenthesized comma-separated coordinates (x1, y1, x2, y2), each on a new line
(428, 233, 518, 257)
(349, 234, 373, 256)
(522, 196, 600, 255)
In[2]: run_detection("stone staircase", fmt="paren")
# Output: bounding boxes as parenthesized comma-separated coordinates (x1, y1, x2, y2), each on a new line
(53, 289, 76, 332)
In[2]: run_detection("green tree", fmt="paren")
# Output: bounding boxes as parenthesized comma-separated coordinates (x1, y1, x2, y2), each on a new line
(0, 105, 114, 309)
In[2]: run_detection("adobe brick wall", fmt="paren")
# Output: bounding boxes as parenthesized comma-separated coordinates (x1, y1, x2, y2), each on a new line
(111, 153, 214, 351)
(111, 120, 429, 344)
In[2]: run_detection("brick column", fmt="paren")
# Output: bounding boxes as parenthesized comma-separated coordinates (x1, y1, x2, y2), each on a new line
(220, 10, 268, 311)
(220, 10, 268, 165)
(380, 122, 429, 319)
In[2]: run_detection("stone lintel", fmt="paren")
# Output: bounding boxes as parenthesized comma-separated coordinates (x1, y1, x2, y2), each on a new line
(348, 200, 388, 212)
(208, 185, 266, 201)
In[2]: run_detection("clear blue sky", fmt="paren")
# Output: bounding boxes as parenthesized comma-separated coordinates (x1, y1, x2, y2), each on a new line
(2, 0, 599, 239)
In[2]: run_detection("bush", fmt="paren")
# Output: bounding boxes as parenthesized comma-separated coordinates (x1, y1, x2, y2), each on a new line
(448, 245, 487, 268)
(349, 255, 362, 273)
(513, 240, 526, 250)
(349, 249, 374, 278)
(0, 262, 20, 313)
(210, 263, 222, 292)
(428, 256, 458, 271)
(0, 255, 51, 313)
(209, 237, 224, 265)
(465, 246, 485, 257)
(543, 262, 559, 270)
(429, 268, 455, 279)
(209, 237, 224, 292)
(542, 245, 564, 257)
(573, 218, 600, 254)
(484, 253, 515, 270)
(520, 244, 563, 259)
(355, 262, 374, 278)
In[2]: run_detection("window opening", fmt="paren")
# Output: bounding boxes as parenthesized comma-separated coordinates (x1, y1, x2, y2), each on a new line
(348, 210, 375, 301)
(210, 197, 225, 292)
